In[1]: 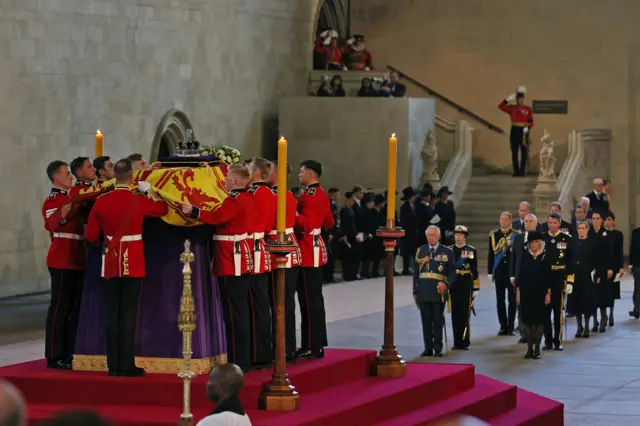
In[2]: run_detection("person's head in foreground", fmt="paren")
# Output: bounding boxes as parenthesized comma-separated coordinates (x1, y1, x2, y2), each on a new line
(197, 364, 251, 426)
(0, 380, 25, 426)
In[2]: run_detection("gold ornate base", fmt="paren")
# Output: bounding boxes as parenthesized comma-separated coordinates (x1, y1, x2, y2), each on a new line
(72, 354, 227, 375)
(372, 352, 407, 378)
(258, 384, 300, 412)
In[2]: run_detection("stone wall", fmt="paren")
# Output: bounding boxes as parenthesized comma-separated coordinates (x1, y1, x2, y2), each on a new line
(0, 0, 321, 297)
(280, 97, 435, 193)
(351, 0, 636, 238)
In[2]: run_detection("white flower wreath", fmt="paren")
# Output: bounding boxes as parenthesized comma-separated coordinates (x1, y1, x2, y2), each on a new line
(199, 144, 242, 165)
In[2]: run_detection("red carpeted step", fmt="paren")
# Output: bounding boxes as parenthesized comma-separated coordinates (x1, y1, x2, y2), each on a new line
(372, 375, 517, 426)
(248, 363, 476, 426)
(489, 388, 564, 426)
(2, 349, 376, 411)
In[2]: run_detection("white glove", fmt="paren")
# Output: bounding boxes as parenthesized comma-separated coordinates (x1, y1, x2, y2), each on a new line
(347, 37, 355, 45)
(566, 284, 573, 294)
(322, 37, 332, 46)
(137, 181, 151, 193)
(506, 93, 516, 102)
(523, 127, 529, 135)
(364, 67, 371, 71)
(319, 30, 329, 38)
(342, 66, 348, 71)
(330, 30, 339, 38)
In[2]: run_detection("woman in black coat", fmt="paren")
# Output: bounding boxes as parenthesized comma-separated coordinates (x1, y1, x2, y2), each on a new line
(567, 221, 597, 337)
(515, 232, 551, 360)
(605, 212, 625, 326)
(399, 187, 418, 275)
(589, 212, 614, 333)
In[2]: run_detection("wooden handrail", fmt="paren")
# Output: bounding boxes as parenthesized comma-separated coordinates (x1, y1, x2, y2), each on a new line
(387, 65, 505, 135)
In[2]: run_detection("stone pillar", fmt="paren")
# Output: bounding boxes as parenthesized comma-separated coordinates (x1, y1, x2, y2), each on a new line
(533, 130, 559, 217)
(420, 128, 441, 191)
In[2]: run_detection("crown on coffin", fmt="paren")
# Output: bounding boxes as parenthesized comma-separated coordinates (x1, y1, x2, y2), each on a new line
(176, 129, 201, 157)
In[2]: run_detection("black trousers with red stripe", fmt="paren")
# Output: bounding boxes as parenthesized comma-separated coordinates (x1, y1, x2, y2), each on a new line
(45, 267, 84, 363)
(105, 277, 142, 372)
(270, 267, 300, 356)
(218, 275, 251, 369)
(297, 267, 328, 350)
(249, 273, 273, 364)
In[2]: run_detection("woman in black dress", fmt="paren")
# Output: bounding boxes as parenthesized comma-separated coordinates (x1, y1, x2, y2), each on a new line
(567, 221, 597, 337)
(590, 212, 614, 333)
(604, 212, 625, 326)
(515, 232, 551, 359)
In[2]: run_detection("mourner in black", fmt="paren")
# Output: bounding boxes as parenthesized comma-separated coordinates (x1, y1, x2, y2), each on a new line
(510, 213, 539, 343)
(604, 212, 625, 326)
(414, 226, 457, 357)
(323, 188, 341, 284)
(540, 201, 572, 235)
(629, 225, 640, 319)
(434, 186, 456, 245)
(449, 226, 479, 350)
(571, 204, 590, 235)
(515, 232, 552, 360)
(339, 192, 361, 281)
(416, 189, 436, 247)
(542, 212, 572, 351)
(400, 187, 419, 275)
(512, 201, 542, 232)
(488, 212, 518, 336)
(383, 190, 401, 276)
(567, 221, 597, 337)
(585, 178, 610, 215)
(370, 194, 387, 277)
(351, 185, 366, 233)
(589, 212, 614, 333)
(360, 194, 379, 278)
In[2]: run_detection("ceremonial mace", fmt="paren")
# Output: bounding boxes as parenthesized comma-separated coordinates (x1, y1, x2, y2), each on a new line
(178, 240, 196, 426)
(258, 137, 300, 411)
(372, 134, 406, 378)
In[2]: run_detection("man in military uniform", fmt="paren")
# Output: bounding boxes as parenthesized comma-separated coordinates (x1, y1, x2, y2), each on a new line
(414, 225, 457, 357)
(586, 178, 610, 215)
(449, 226, 479, 350)
(541, 201, 572, 234)
(93, 156, 115, 184)
(85, 159, 167, 377)
(542, 212, 572, 351)
(488, 212, 518, 336)
(498, 86, 534, 177)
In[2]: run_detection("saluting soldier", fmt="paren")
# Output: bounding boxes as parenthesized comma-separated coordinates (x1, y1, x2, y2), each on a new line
(542, 212, 572, 351)
(414, 225, 457, 357)
(449, 226, 479, 350)
(182, 164, 255, 372)
(246, 158, 277, 369)
(86, 159, 167, 377)
(498, 86, 534, 177)
(488, 212, 518, 336)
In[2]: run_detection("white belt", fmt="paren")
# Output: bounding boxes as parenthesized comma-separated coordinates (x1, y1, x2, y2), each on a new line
(310, 228, 322, 236)
(268, 228, 294, 236)
(311, 228, 322, 267)
(213, 233, 247, 242)
(106, 234, 142, 242)
(251, 232, 265, 239)
(252, 232, 265, 274)
(53, 232, 84, 241)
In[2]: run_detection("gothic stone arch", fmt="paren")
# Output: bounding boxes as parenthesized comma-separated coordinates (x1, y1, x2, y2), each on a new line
(150, 109, 193, 161)
(315, 0, 349, 38)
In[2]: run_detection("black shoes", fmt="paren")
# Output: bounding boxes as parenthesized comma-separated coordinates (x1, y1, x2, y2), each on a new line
(47, 360, 72, 370)
(524, 350, 533, 359)
(518, 337, 527, 344)
(295, 348, 324, 360)
(629, 310, 640, 319)
(575, 327, 584, 338)
(420, 350, 433, 357)
(498, 328, 507, 336)
(592, 322, 599, 333)
(434, 352, 443, 357)
(542, 344, 553, 351)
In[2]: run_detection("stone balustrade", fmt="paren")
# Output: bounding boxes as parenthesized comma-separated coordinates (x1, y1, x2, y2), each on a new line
(440, 120, 474, 204)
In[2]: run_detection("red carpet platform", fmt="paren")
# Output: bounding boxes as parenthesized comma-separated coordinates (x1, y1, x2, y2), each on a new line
(0, 349, 563, 425)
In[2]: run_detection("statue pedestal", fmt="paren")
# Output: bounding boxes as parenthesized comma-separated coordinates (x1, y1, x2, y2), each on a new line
(533, 178, 559, 218)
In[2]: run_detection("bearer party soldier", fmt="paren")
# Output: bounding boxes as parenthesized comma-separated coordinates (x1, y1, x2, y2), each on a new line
(414, 225, 456, 357)
(181, 164, 255, 373)
(449, 226, 479, 350)
(295, 159, 335, 360)
(246, 157, 277, 368)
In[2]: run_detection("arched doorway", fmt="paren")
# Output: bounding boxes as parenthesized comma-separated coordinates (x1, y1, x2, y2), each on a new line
(150, 109, 194, 161)
(316, 0, 350, 38)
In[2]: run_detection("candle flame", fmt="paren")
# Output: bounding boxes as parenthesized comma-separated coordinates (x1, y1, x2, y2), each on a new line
(391, 133, 396, 138)
(96, 130, 102, 135)
(279, 136, 285, 140)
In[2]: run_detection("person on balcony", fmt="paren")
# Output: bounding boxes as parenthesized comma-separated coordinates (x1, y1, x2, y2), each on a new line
(498, 86, 534, 177)
(313, 28, 346, 71)
(357, 78, 380, 97)
(343, 34, 373, 71)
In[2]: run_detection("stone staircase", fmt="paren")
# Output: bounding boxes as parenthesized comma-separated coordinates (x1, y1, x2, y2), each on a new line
(456, 174, 538, 265)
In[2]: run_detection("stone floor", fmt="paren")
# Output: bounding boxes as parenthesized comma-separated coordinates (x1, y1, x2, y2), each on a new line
(2, 271, 640, 425)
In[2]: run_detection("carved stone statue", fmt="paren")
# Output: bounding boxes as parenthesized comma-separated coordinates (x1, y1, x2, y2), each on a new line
(538, 129, 557, 181)
(421, 128, 440, 187)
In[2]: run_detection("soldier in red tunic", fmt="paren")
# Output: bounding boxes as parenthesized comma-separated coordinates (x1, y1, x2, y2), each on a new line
(343, 34, 373, 71)
(498, 86, 534, 177)
(266, 161, 301, 363)
(85, 158, 167, 377)
(41, 161, 87, 370)
(246, 158, 277, 368)
(181, 164, 255, 373)
(295, 160, 335, 359)
(313, 28, 347, 71)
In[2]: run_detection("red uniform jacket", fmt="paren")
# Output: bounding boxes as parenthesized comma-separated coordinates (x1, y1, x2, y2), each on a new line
(192, 188, 254, 277)
(344, 46, 373, 70)
(314, 36, 343, 68)
(498, 102, 534, 128)
(295, 183, 335, 268)
(267, 186, 301, 268)
(247, 182, 277, 274)
(42, 188, 87, 270)
(84, 186, 168, 279)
